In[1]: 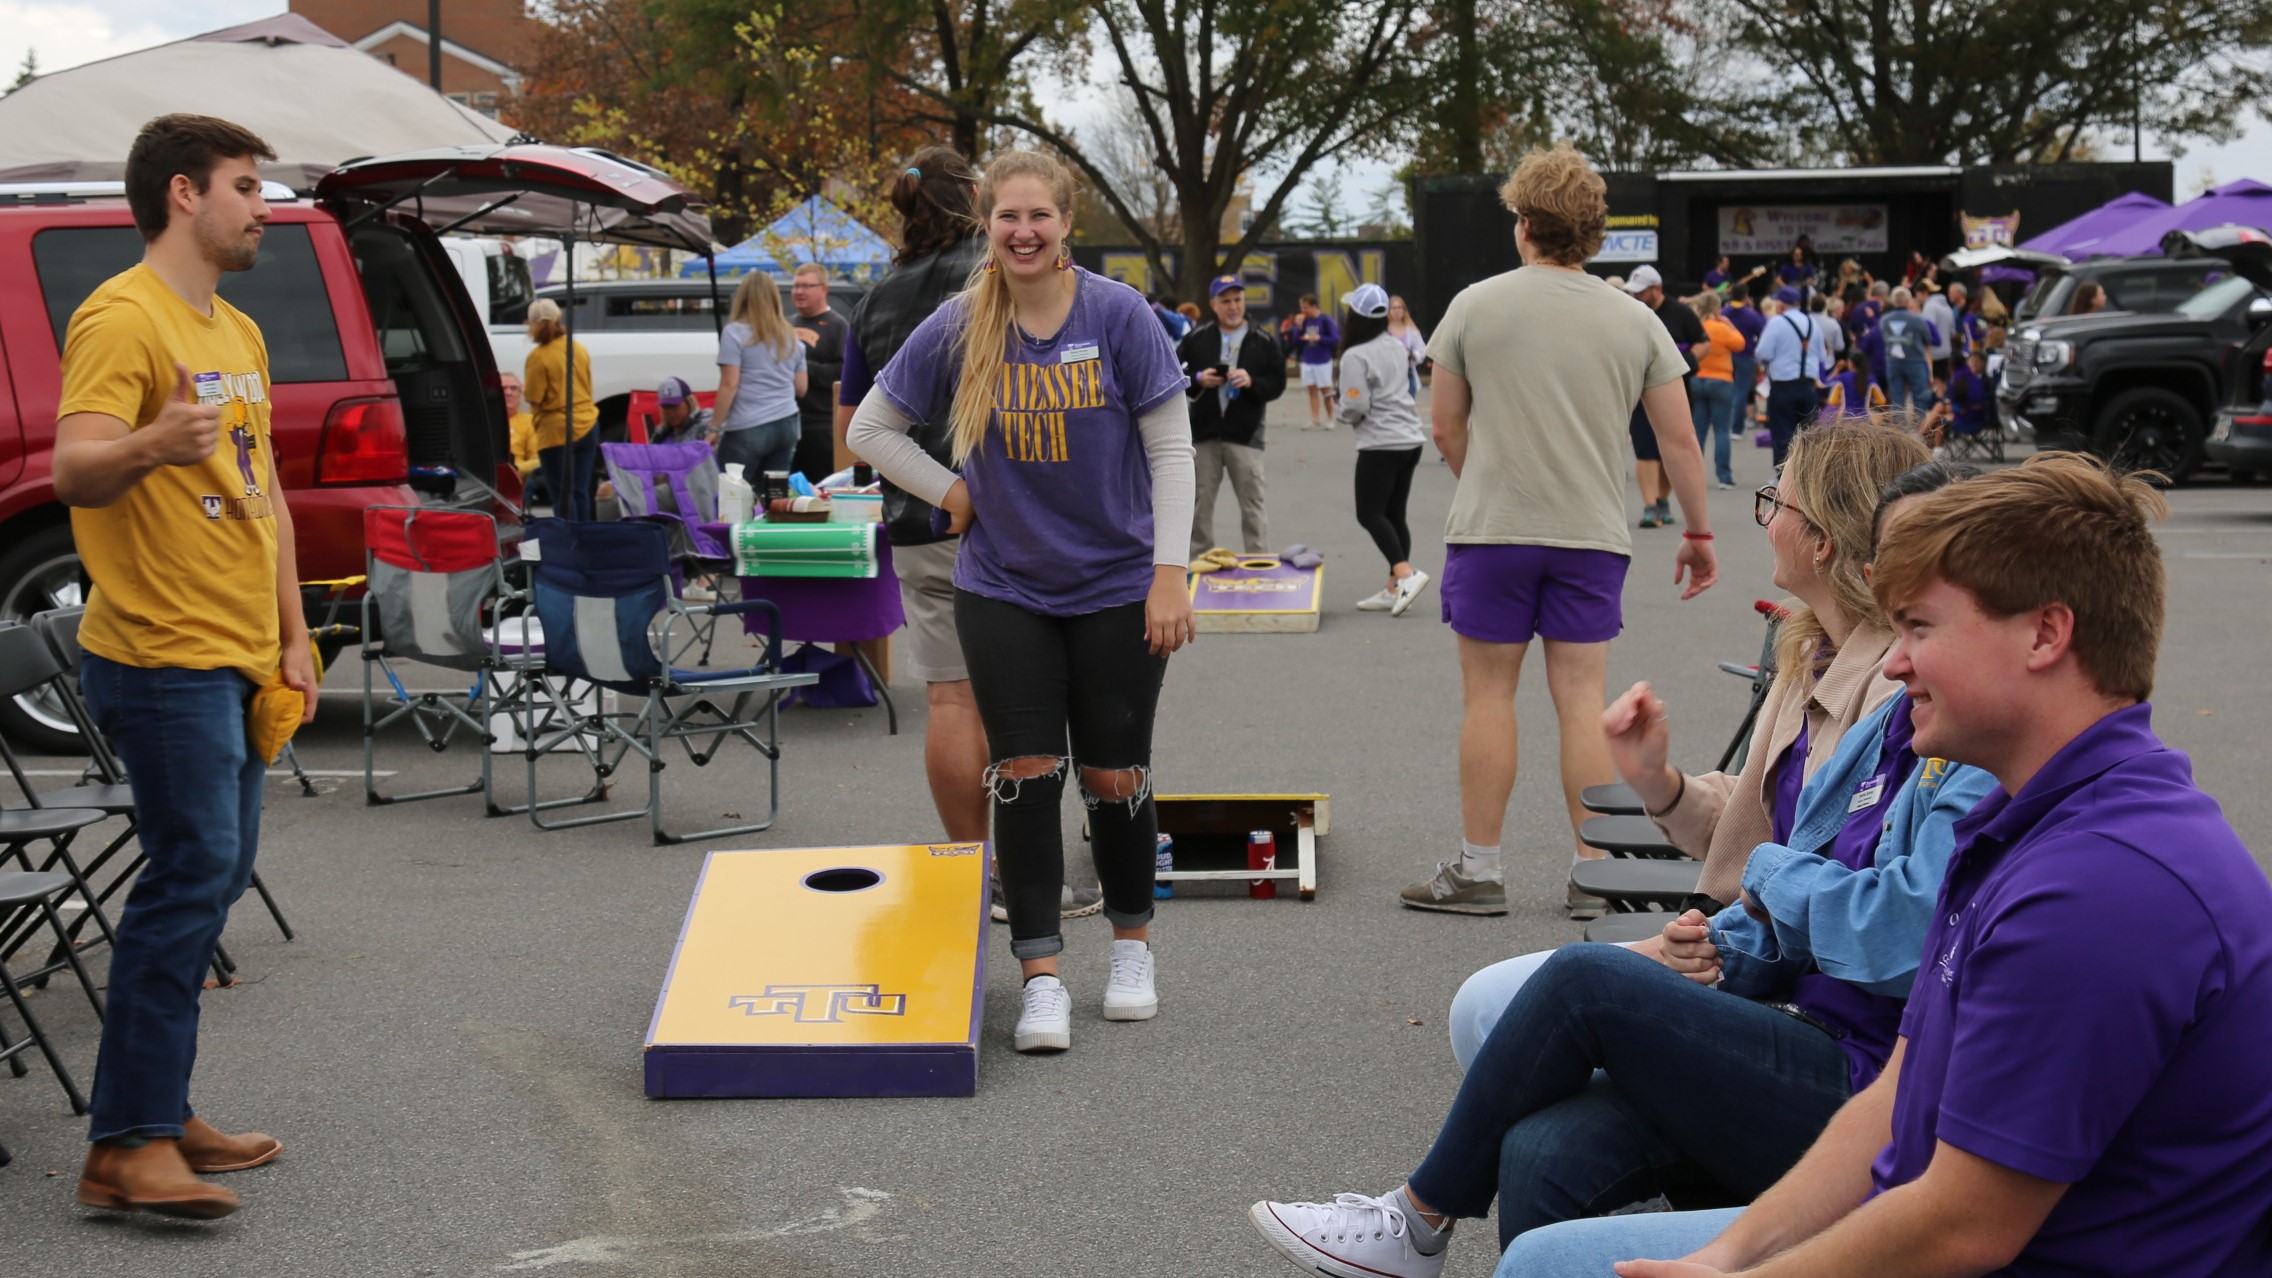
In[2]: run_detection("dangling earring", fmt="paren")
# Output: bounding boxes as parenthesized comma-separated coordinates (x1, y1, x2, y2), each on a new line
(1053, 248, 1072, 271)
(983, 257, 1000, 274)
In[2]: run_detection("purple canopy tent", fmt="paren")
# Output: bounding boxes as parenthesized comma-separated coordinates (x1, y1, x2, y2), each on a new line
(2089, 180, 2272, 258)
(2018, 191, 2171, 260)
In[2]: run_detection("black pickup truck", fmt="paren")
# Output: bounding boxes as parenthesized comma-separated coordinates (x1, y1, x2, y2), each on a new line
(2168, 225, 2272, 480)
(1994, 237, 2272, 483)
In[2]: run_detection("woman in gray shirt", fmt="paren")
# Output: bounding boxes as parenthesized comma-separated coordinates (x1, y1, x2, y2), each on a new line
(1336, 283, 1431, 616)
(715, 273, 809, 476)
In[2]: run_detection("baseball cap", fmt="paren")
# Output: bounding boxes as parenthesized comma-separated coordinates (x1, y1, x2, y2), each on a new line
(1773, 286, 1803, 307)
(1208, 274, 1245, 298)
(656, 375, 693, 406)
(1346, 283, 1390, 318)
(1622, 265, 1663, 294)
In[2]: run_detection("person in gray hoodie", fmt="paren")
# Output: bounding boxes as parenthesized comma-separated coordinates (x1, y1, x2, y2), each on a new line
(1336, 283, 1432, 616)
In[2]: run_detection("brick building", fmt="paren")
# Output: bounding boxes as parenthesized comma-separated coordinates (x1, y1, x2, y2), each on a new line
(291, 0, 537, 115)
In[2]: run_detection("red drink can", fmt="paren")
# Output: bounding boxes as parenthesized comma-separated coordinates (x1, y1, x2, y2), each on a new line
(1247, 829, 1278, 899)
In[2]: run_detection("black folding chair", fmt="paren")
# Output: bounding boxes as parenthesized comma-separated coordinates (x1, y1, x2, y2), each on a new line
(0, 869, 106, 1114)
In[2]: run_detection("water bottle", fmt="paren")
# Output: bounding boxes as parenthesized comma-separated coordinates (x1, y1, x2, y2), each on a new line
(1154, 833, 1175, 899)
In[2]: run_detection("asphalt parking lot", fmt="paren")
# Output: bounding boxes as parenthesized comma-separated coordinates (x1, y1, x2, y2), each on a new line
(5, 399, 2269, 1277)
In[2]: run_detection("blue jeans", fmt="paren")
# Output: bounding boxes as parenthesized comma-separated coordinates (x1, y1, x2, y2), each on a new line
(1689, 378, 1738, 485)
(1886, 359, 1932, 415)
(1406, 945, 1851, 1247)
(539, 428, 601, 521)
(78, 655, 266, 1143)
(1493, 1207, 1743, 1278)
(1728, 355, 1757, 436)
(716, 412, 800, 478)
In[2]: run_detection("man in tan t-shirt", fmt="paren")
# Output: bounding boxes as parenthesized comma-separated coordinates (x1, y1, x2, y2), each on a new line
(1400, 144, 1717, 919)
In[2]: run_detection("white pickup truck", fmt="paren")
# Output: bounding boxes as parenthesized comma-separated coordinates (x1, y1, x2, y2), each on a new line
(442, 243, 863, 428)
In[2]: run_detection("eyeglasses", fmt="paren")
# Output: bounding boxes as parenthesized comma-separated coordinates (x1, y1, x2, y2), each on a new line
(1755, 484, 1805, 528)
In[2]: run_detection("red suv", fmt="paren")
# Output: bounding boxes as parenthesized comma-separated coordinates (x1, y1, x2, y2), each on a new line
(0, 146, 710, 751)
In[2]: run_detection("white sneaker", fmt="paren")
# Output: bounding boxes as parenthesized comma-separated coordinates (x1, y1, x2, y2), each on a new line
(1014, 975, 1072, 1052)
(1355, 588, 1397, 612)
(1249, 1193, 1445, 1278)
(1390, 569, 1431, 617)
(1102, 938, 1157, 1021)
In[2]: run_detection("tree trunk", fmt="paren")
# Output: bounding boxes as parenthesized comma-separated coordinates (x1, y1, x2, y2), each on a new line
(1177, 214, 1222, 308)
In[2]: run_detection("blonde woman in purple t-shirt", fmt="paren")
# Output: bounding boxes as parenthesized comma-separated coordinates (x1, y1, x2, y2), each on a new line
(847, 150, 1196, 1057)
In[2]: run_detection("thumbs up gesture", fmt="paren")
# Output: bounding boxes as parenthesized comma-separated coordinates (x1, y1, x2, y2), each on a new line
(145, 363, 222, 467)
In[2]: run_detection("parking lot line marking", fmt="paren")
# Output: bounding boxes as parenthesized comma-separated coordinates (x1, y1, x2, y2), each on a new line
(13, 767, 396, 778)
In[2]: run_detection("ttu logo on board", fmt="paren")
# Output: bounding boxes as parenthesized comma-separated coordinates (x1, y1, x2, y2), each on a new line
(730, 984, 908, 1023)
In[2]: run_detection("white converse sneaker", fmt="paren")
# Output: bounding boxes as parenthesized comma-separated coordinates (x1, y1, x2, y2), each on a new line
(1102, 938, 1157, 1021)
(1014, 976, 1072, 1052)
(1249, 1193, 1446, 1278)
(1355, 588, 1397, 612)
(1390, 569, 1431, 617)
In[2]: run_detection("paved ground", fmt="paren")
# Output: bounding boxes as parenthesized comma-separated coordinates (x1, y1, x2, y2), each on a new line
(4, 395, 2270, 1276)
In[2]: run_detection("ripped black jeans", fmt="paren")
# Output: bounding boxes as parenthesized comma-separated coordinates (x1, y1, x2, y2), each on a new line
(955, 590, 1168, 960)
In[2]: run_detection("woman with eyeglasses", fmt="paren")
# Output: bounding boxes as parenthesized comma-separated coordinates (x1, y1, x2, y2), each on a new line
(1247, 440, 2005, 1276)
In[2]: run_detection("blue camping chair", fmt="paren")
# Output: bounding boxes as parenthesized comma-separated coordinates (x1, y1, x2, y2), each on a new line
(519, 518, 818, 844)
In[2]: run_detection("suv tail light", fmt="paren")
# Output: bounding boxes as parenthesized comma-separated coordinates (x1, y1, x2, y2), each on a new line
(316, 396, 409, 485)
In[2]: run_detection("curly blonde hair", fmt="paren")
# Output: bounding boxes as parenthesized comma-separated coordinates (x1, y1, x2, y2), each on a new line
(1497, 144, 1606, 266)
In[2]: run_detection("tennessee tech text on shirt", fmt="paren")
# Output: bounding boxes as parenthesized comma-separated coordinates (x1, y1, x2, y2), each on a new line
(993, 356, 1107, 462)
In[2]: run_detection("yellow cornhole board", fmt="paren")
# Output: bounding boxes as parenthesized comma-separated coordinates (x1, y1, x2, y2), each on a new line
(645, 843, 988, 1099)
(1189, 557, 1322, 633)
(1154, 793, 1329, 900)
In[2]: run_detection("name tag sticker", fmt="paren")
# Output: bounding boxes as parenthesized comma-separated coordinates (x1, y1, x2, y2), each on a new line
(193, 371, 226, 404)
(1060, 342, 1100, 364)
(1848, 776, 1887, 814)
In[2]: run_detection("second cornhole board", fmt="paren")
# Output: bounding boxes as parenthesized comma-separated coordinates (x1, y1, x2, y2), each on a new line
(644, 843, 988, 1099)
(1153, 793, 1329, 900)
(1189, 559, 1322, 633)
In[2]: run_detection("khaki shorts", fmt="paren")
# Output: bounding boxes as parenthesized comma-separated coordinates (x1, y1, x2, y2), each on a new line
(895, 538, 967, 684)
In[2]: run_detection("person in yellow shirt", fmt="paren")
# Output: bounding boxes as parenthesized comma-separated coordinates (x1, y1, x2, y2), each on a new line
(522, 297, 599, 518)
(500, 370, 542, 504)
(51, 113, 306, 1221)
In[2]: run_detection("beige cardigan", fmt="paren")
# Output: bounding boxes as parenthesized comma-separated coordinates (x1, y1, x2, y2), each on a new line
(1652, 622, 1903, 904)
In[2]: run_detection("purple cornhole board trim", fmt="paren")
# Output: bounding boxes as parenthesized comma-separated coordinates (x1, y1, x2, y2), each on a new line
(1190, 559, 1321, 613)
(642, 846, 991, 1100)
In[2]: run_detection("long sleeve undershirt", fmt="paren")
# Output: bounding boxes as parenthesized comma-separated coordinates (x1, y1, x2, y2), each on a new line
(845, 387, 1195, 569)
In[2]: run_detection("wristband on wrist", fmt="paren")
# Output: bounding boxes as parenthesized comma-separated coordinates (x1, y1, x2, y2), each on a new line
(1682, 531, 1715, 541)
(1646, 770, 1688, 818)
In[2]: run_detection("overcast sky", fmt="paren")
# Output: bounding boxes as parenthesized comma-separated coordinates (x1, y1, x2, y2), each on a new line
(6, 1, 2266, 215)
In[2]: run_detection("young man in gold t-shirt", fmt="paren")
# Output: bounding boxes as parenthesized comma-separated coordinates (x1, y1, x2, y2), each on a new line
(52, 114, 314, 1220)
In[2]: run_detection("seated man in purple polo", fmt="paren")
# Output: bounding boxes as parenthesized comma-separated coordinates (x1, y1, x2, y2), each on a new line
(1494, 451, 2272, 1278)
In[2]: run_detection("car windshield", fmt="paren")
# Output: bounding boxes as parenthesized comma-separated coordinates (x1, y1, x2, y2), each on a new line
(2173, 273, 2259, 320)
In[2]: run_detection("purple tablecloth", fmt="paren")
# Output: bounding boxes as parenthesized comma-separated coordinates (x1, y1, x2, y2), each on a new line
(700, 521, 904, 645)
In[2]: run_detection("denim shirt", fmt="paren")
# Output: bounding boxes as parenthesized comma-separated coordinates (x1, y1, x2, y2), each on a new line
(1711, 693, 1999, 999)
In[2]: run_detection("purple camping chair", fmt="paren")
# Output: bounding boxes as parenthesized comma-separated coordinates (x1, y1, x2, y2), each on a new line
(601, 441, 732, 664)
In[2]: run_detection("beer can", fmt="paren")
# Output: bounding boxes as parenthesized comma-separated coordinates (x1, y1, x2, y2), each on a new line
(1247, 829, 1278, 900)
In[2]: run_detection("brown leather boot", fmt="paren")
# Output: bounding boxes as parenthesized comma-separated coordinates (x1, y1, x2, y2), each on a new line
(179, 1116, 283, 1173)
(77, 1140, 241, 1218)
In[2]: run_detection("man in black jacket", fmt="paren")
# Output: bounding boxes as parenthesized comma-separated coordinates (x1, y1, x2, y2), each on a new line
(1178, 275, 1287, 559)
(789, 263, 848, 483)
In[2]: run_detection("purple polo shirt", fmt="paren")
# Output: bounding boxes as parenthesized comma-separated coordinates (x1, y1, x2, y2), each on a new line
(1723, 302, 1766, 356)
(1872, 704, 2272, 1276)
(1789, 700, 1918, 1090)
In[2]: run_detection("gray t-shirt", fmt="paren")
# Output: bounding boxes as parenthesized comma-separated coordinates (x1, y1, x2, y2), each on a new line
(717, 320, 807, 431)
(1427, 266, 1686, 555)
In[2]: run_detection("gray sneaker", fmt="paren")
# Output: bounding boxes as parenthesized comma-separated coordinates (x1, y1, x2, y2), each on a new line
(1061, 882, 1103, 918)
(1566, 853, 1609, 921)
(1398, 860, 1508, 915)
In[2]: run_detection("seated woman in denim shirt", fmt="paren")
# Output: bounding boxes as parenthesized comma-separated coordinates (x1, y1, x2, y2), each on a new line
(1244, 462, 1999, 1278)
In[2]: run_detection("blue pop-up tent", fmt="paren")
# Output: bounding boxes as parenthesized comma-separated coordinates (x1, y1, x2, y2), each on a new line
(679, 196, 893, 281)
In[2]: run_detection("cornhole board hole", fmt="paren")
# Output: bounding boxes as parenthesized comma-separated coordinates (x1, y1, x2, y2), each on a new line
(645, 843, 988, 1099)
(1189, 558, 1322, 633)
(1154, 793, 1329, 900)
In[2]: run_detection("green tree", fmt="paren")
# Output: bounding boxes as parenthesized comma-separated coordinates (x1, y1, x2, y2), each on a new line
(847, 0, 1090, 160)
(10, 49, 37, 93)
(1711, 0, 2272, 164)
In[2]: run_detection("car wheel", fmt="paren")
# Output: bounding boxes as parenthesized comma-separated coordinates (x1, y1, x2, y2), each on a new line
(2092, 387, 2205, 484)
(0, 523, 90, 754)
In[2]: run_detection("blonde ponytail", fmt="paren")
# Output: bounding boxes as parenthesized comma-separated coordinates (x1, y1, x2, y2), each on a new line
(946, 150, 1079, 465)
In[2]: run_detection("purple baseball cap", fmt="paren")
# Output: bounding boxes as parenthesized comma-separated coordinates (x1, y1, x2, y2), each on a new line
(656, 376, 693, 406)
(1773, 286, 1803, 307)
(1208, 274, 1245, 298)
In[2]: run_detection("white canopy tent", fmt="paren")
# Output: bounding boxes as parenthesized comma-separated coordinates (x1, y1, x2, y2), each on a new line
(0, 14, 518, 190)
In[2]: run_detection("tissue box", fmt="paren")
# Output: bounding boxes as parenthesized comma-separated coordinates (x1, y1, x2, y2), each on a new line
(830, 492, 883, 523)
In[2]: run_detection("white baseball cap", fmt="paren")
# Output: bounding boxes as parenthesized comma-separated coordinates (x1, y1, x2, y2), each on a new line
(1622, 265, 1663, 294)
(1345, 283, 1391, 317)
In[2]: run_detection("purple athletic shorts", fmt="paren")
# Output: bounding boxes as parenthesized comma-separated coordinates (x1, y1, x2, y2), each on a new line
(1440, 543, 1629, 644)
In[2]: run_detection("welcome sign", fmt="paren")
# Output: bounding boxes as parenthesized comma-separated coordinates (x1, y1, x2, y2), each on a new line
(1718, 205, 1889, 256)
